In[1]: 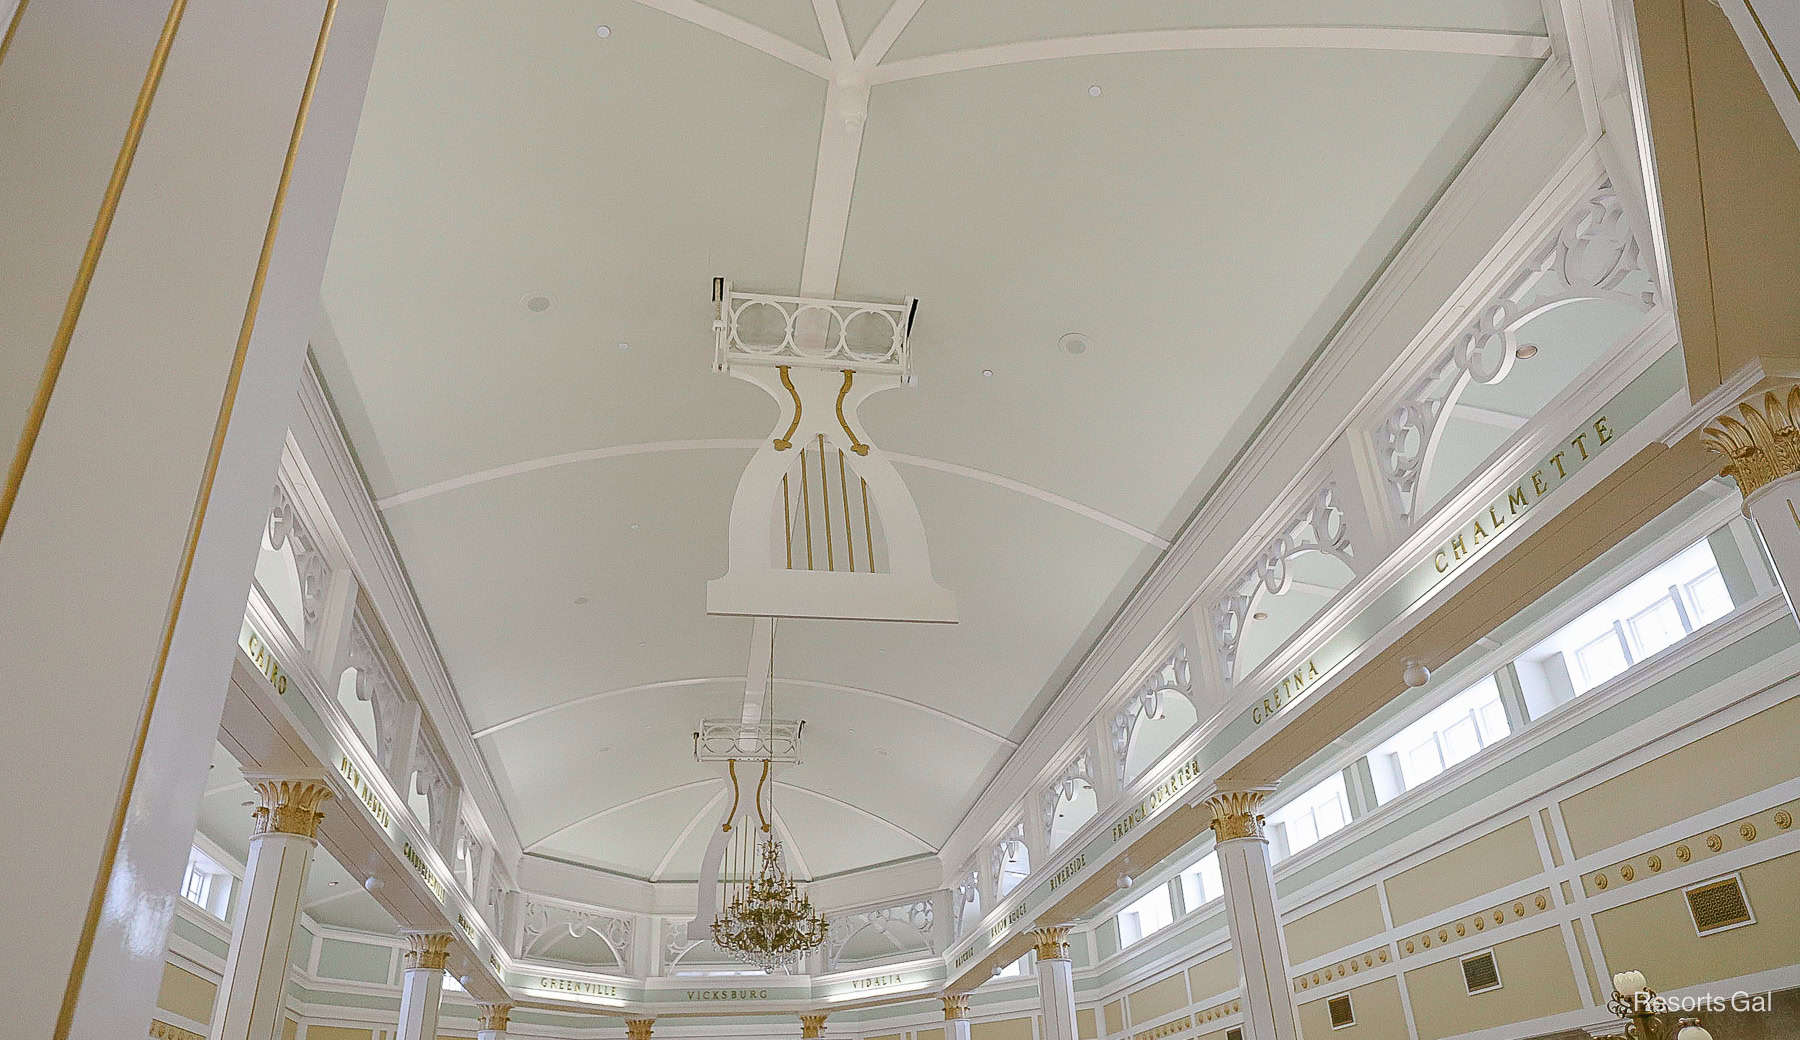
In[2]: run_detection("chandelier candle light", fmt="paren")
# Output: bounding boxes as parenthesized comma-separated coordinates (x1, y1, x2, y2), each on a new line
(1593, 971, 1714, 1040)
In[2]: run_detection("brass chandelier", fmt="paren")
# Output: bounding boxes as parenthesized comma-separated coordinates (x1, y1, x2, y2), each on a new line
(709, 623, 828, 973)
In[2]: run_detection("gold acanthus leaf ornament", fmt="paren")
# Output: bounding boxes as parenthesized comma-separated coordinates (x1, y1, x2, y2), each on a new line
(1701, 385, 1800, 499)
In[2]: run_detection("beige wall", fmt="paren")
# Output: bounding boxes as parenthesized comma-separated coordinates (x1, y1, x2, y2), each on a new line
(972, 1016, 1035, 1040)
(1103, 999, 1124, 1034)
(1126, 972, 1189, 1023)
(1561, 697, 1800, 857)
(1593, 850, 1800, 990)
(1078, 1007, 1098, 1038)
(1285, 888, 1385, 965)
(1403, 927, 1581, 1040)
(1185, 953, 1239, 1004)
(1297, 977, 1405, 1040)
(1384, 819, 1541, 924)
(919, 1027, 946, 1040)
(305, 1028, 375, 1040)
(156, 963, 217, 1024)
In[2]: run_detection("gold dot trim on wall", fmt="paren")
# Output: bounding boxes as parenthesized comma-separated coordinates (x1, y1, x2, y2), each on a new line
(1396, 889, 1554, 958)
(1295, 947, 1390, 991)
(1580, 800, 1799, 897)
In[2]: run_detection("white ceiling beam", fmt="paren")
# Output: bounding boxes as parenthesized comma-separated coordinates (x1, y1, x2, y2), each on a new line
(870, 26, 1552, 84)
(772, 781, 936, 850)
(855, 0, 929, 69)
(627, 0, 833, 78)
(798, 81, 868, 295)
(1451, 401, 1530, 431)
(812, 0, 854, 65)
(375, 439, 1165, 548)
(470, 674, 1015, 746)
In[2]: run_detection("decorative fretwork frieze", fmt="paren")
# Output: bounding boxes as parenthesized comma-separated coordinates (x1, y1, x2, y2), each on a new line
(344, 615, 410, 773)
(266, 482, 332, 647)
(823, 898, 934, 969)
(663, 917, 702, 966)
(989, 821, 1029, 892)
(1039, 751, 1097, 846)
(1209, 486, 1352, 682)
(951, 869, 981, 940)
(1109, 645, 1192, 785)
(1373, 183, 1655, 522)
(523, 899, 635, 972)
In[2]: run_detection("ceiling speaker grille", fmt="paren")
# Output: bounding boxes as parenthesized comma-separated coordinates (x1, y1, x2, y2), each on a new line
(1687, 876, 1752, 933)
(1461, 951, 1501, 993)
(1327, 994, 1355, 1029)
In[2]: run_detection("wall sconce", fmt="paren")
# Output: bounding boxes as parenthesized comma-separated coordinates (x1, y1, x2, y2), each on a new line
(1591, 971, 1713, 1040)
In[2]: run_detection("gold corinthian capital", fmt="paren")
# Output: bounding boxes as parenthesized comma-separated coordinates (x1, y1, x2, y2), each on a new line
(247, 776, 332, 839)
(1202, 787, 1273, 842)
(402, 931, 454, 971)
(941, 994, 970, 1020)
(800, 1013, 828, 1038)
(477, 1003, 512, 1031)
(1701, 385, 1800, 500)
(626, 1018, 656, 1040)
(1030, 925, 1070, 961)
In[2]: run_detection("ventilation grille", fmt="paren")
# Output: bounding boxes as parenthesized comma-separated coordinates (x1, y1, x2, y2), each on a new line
(1461, 951, 1502, 993)
(1225, 1029, 1243, 1040)
(1687, 876, 1753, 933)
(1327, 994, 1355, 1029)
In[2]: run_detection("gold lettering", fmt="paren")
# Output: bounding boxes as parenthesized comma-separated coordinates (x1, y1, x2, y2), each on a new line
(1308, 660, 1318, 679)
(1594, 415, 1612, 444)
(1549, 451, 1567, 478)
(1488, 506, 1504, 529)
(1508, 486, 1528, 514)
(1434, 550, 1448, 573)
(1571, 432, 1589, 460)
(1450, 535, 1466, 560)
(1471, 519, 1487, 544)
(1532, 470, 1548, 496)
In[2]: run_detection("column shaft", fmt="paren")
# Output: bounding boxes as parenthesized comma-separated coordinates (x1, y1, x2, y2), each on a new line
(1205, 789, 1300, 1040)
(0, 2, 384, 1036)
(212, 779, 331, 1040)
(397, 934, 453, 1040)
(1032, 928, 1078, 1040)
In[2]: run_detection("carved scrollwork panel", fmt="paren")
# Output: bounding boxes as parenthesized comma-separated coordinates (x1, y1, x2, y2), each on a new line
(1208, 485, 1353, 682)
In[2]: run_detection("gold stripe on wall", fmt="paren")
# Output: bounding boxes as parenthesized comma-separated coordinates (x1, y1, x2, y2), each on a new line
(52, 1, 339, 1036)
(1743, 1, 1800, 106)
(0, 0, 190, 543)
(0, 0, 29, 68)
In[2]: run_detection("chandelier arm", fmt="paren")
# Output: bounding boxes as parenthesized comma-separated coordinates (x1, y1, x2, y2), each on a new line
(755, 758, 771, 832)
(723, 759, 740, 833)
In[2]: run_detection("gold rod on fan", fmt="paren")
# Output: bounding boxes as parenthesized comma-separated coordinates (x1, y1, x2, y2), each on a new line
(799, 447, 814, 569)
(723, 759, 739, 831)
(817, 434, 834, 571)
(781, 473, 793, 570)
(754, 758, 772, 832)
(839, 448, 855, 572)
(862, 477, 874, 569)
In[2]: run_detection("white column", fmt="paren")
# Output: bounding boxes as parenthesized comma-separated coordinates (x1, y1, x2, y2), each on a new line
(476, 1002, 512, 1040)
(0, 1, 386, 1036)
(942, 995, 972, 1040)
(396, 933, 453, 1040)
(1203, 787, 1300, 1040)
(1704, 389, 1800, 625)
(1032, 927, 1079, 1040)
(211, 778, 333, 1040)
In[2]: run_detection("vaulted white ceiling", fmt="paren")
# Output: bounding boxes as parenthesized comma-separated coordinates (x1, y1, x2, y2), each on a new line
(314, 0, 1546, 886)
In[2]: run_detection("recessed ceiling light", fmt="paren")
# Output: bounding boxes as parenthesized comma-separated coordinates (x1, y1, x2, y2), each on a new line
(523, 292, 551, 312)
(595, 745, 614, 753)
(877, 748, 890, 757)
(574, 595, 590, 605)
(1252, 610, 1269, 621)
(1058, 332, 1090, 356)
(628, 522, 640, 531)
(328, 880, 340, 886)
(241, 800, 254, 807)
(1088, 84, 1102, 97)
(616, 341, 631, 352)
(1515, 344, 1539, 359)
(981, 368, 994, 378)
(595, 24, 612, 38)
